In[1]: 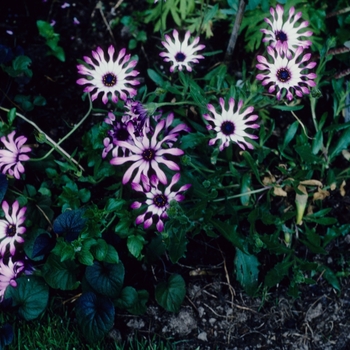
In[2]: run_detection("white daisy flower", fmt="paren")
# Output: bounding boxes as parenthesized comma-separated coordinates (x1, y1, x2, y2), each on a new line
(77, 45, 140, 104)
(261, 4, 313, 59)
(159, 29, 205, 72)
(256, 46, 317, 101)
(203, 97, 259, 151)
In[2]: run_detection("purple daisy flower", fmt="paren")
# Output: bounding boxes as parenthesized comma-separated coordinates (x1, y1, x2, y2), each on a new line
(77, 45, 140, 104)
(261, 4, 313, 59)
(0, 201, 26, 256)
(0, 257, 24, 300)
(160, 29, 205, 72)
(0, 131, 31, 179)
(110, 119, 184, 185)
(256, 46, 317, 101)
(131, 173, 191, 232)
(203, 97, 259, 151)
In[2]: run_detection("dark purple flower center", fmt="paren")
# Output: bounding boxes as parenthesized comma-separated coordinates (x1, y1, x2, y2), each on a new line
(221, 121, 235, 136)
(115, 128, 130, 141)
(175, 52, 186, 62)
(153, 194, 167, 208)
(277, 68, 291, 82)
(7, 224, 16, 237)
(142, 149, 155, 161)
(275, 31, 287, 42)
(103, 73, 117, 87)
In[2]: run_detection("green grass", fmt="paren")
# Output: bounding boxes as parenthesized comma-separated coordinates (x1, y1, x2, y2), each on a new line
(1, 298, 175, 350)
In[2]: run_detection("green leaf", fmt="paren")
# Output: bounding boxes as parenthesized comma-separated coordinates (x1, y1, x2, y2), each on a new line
(42, 253, 80, 290)
(234, 248, 259, 296)
(147, 69, 164, 86)
(36, 20, 54, 38)
(103, 244, 120, 264)
(127, 289, 149, 315)
(91, 239, 108, 261)
(242, 151, 263, 185)
(5, 276, 49, 321)
(264, 259, 293, 288)
(322, 266, 341, 292)
(155, 274, 186, 313)
(166, 225, 188, 264)
(329, 126, 350, 160)
(75, 292, 115, 343)
(85, 261, 124, 298)
(127, 234, 145, 259)
(209, 219, 244, 251)
(114, 286, 138, 309)
(53, 209, 87, 242)
(279, 121, 298, 154)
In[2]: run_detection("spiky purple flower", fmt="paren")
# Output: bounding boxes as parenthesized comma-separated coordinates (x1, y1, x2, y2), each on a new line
(77, 45, 140, 104)
(203, 98, 259, 151)
(261, 4, 313, 59)
(131, 173, 191, 232)
(110, 119, 184, 185)
(0, 131, 31, 179)
(256, 46, 317, 101)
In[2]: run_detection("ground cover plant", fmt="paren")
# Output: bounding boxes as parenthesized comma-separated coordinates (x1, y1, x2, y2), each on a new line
(0, 0, 350, 348)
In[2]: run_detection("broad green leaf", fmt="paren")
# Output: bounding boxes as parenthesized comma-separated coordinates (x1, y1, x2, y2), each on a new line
(114, 286, 138, 309)
(329, 126, 350, 160)
(147, 69, 164, 86)
(42, 253, 80, 290)
(91, 239, 108, 261)
(5, 276, 49, 321)
(53, 209, 87, 242)
(75, 292, 115, 343)
(127, 235, 145, 259)
(279, 121, 298, 154)
(85, 261, 124, 298)
(234, 248, 259, 296)
(155, 274, 186, 313)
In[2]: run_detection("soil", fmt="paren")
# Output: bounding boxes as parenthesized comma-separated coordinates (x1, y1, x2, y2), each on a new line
(1, 1, 350, 350)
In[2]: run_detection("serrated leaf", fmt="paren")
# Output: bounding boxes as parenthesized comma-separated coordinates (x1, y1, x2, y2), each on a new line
(155, 274, 186, 313)
(234, 248, 259, 296)
(5, 276, 49, 321)
(85, 261, 124, 298)
(75, 292, 115, 343)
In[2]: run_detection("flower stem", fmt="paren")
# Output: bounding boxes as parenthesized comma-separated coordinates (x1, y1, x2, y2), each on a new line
(212, 186, 270, 202)
(0, 94, 93, 172)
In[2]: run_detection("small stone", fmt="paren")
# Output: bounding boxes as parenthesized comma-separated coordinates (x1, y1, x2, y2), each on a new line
(209, 318, 216, 325)
(198, 306, 205, 318)
(198, 331, 208, 341)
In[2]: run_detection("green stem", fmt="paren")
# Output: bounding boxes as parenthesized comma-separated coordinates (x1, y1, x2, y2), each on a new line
(310, 97, 318, 133)
(0, 95, 93, 171)
(211, 186, 270, 202)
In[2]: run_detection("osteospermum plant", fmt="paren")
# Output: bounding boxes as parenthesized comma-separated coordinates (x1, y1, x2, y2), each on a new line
(0, 0, 349, 347)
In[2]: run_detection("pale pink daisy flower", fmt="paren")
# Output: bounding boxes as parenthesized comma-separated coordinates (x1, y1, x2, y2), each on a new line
(0, 257, 24, 300)
(110, 120, 184, 185)
(0, 201, 26, 256)
(0, 131, 31, 179)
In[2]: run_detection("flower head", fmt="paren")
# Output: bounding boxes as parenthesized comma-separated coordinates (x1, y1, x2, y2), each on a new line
(160, 30, 205, 72)
(77, 45, 140, 104)
(256, 46, 317, 101)
(0, 257, 24, 301)
(131, 173, 191, 232)
(110, 119, 184, 185)
(261, 4, 313, 59)
(102, 112, 133, 158)
(0, 131, 31, 179)
(0, 201, 26, 256)
(122, 99, 151, 137)
(203, 98, 259, 151)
